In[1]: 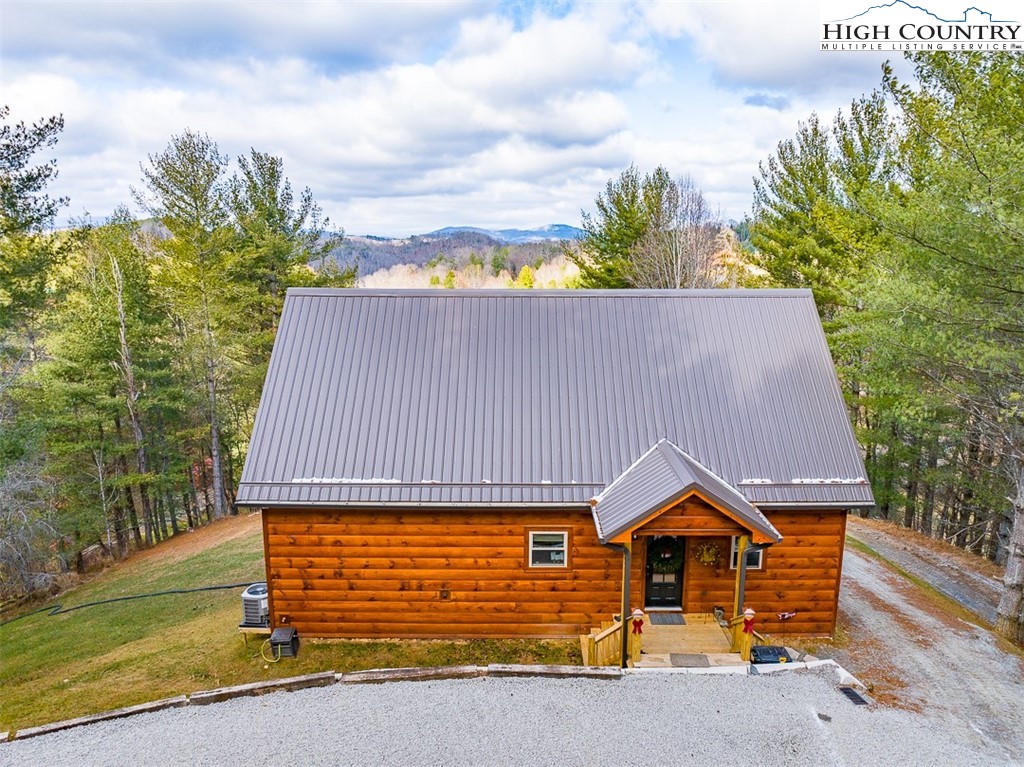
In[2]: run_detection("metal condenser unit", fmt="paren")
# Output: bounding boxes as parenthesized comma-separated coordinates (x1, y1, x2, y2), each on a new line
(241, 582, 269, 627)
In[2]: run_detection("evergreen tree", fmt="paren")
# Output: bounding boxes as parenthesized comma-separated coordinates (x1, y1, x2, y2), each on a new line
(750, 53, 1024, 642)
(135, 130, 233, 519)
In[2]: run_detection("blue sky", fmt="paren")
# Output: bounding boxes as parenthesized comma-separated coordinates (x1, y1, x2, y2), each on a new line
(1, 1, 913, 237)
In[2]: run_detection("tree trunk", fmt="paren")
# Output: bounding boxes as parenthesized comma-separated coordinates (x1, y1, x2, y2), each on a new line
(111, 256, 158, 542)
(921, 442, 938, 538)
(224, 436, 237, 512)
(121, 491, 142, 549)
(206, 363, 226, 518)
(195, 446, 211, 522)
(183, 484, 195, 529)
(167, 489, 180, 535)
(903, 440, 920, 530)
(994, 461, 1024, 644)
(152, 488, 164, 542)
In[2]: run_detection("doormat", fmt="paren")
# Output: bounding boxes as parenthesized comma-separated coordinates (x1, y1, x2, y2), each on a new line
(649, 613, 686, 625)
(670, 653, 709, 668)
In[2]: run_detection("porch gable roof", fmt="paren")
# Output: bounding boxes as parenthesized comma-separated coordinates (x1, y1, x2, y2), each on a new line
(591, 440, 782, 544)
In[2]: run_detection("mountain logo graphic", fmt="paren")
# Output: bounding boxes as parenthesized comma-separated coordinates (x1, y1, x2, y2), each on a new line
(832, 1, 1015, 24)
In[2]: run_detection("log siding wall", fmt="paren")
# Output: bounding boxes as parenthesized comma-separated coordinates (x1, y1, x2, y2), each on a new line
(264, 505, 846, 639)
(263, 508, 621, 639)
(671, 509, 846, 636)
(629, 501, 847, 637)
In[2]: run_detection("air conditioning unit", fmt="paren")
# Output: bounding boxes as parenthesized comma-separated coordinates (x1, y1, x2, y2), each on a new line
(240, 582, 269, 627)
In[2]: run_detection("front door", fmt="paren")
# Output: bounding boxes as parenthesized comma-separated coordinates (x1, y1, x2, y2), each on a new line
(645, 536, 684, 608)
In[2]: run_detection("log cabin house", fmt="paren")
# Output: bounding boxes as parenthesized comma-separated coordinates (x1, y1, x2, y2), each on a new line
(237, 289, 873, 641)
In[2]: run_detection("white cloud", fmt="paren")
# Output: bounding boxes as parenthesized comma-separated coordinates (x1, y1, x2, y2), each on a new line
(1, 1, 483, 71)
(639, 0, 894, 92)
(442, 7, 652, 100)
(2, 1, 903, 239)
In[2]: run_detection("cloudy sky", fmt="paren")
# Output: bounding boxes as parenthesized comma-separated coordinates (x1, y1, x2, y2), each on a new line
(2, 0, 905, 237)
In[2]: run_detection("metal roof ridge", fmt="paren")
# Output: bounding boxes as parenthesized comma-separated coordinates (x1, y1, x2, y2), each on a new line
(665, 441, 754, 506)
(284, 287, 815, 299)
(655, 439, 699, 487)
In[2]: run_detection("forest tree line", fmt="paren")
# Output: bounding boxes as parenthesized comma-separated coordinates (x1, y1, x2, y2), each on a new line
(0, 124, 353, 602)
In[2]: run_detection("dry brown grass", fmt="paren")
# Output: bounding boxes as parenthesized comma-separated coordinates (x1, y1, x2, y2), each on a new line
(848, 516, 1004, 580)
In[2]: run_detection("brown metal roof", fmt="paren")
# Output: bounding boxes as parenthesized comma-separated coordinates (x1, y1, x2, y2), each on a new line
(591, 440, 782, 543)
(237, 289, 873, 509)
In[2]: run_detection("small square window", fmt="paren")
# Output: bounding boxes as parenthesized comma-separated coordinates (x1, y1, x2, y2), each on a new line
(529, 531, 568, 568)
(730, 536, 763, 570)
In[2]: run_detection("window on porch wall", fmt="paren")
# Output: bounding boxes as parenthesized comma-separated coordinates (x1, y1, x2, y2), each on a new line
(729, 536, 763, 570)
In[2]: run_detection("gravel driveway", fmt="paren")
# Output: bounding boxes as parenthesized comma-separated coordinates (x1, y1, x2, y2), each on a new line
(0, 670, 1004, 767)
(814, 547, 1024, 764)
(5, 530, 1023, 767)
(846, 518, 1002, 624)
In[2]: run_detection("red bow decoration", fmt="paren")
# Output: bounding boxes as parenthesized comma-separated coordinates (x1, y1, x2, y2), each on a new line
(631, 618, 644, 635)
(742, 617, 755, 634)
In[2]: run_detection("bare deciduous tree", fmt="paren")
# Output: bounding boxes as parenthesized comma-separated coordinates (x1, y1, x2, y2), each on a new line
(628, 174, 725, 289)
(0, 459, 58, 600)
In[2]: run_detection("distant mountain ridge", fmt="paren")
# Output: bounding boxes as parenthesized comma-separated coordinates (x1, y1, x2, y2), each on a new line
(337, 224, 581, 276)
(423, 224, 583, 244)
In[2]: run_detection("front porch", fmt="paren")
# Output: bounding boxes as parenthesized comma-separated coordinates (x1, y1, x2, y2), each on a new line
(632, 612, 745, 669)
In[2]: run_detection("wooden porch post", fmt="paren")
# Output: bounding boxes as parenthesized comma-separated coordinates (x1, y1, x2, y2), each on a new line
(732, 533, 749, 618)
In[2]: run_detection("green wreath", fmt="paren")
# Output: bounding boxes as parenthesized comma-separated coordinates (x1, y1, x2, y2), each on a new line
(649, 537, 684, 574)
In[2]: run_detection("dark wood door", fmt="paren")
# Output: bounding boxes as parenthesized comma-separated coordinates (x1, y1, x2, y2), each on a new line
(645, 537, 684, 608)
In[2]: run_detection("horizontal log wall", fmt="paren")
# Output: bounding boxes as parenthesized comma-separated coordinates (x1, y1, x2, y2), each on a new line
(676, 508, 847, 636)
(263, 508, 622, 639)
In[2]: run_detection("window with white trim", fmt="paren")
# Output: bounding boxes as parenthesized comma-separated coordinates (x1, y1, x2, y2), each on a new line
(529, 531, 568, 567)
(729, 536, 763, 570)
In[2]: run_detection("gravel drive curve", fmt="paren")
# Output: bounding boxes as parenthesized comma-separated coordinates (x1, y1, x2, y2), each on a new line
(818, 548, 1024, 764)
(0, 669, 1011, 767)
(846, 518, 1002, 624)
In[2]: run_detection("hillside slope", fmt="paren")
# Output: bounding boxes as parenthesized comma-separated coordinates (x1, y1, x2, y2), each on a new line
(0, 514, 575, 731)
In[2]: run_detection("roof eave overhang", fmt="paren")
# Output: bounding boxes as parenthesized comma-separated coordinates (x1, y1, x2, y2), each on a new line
(237, 499, 593, 510)
(751, 500, 875, 509)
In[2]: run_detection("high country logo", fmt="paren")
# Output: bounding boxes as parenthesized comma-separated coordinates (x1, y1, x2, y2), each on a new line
(820, 1, 1022, 50)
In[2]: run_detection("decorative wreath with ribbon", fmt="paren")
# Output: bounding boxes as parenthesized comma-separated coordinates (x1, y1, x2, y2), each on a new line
(649, 537, 684, 574)
(693, 541, 722, 567)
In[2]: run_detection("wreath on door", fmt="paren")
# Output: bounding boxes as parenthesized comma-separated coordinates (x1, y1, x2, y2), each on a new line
(649, 537, 684, 574)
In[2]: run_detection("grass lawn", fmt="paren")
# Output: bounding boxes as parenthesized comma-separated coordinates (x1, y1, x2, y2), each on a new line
(0, 514, 580, 731)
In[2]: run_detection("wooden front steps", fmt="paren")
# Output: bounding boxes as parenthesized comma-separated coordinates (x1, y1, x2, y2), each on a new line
(581, 612, 748, 668)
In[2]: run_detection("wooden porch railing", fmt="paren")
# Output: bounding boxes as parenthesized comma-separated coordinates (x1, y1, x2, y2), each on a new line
(581, 613, 643, 667)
